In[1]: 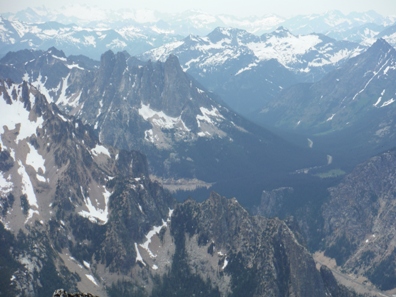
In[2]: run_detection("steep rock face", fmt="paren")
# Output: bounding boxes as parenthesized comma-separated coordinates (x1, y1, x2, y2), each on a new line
(144, 192, 359, 297)
(0, 79, 175, 296)
(322, 149, 396, 290)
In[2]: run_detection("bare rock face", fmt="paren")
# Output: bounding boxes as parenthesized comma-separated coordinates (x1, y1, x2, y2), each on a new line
(322, 149, 396, 290)
(157, 192, 354, 297)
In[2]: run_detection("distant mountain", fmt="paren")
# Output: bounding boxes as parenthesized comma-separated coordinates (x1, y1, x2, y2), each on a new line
(1, 7, 395, 66)
(253, 38, 396, 165)
(377, 23, 396, 47)
(327, 23, 386, 45)
(3, 5, 395, 36)
(0, 47, 328, 203)
(141, 26, 365, 114)
(281, 10, 394, 35)
(0, 16, 183, 60)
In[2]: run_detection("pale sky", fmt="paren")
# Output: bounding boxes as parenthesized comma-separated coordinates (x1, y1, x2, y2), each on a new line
(1, 0, 396, 17)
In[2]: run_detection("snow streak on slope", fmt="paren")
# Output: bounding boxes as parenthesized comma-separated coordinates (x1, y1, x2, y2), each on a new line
(78, 185, 111, 225)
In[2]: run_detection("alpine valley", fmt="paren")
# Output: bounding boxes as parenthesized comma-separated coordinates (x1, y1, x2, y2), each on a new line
(1, 5, 396, 297)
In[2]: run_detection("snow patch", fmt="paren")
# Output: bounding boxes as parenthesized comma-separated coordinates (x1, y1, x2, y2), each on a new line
(78, 186, 110, 224)
(91, 144, 111, 158)
(196, 106, 224, 127)
(85, 274, 99, 286)
(381, 98, 395, 107)
(0, 83, 44, 144)
(135, 243, 146, 266)
(138, 103, 189, 131)
(0, 172, 13, 196)
(140, 222, 167, 258)
(17, 160, 38, 209)
(326, 114, 336, 121)
(222, 258, 228, 270)
(26, 143, 46, 181)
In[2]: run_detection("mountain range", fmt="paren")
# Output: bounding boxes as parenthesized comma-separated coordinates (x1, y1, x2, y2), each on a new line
(1, 8, 396, 62)
(3, 6, 396, 36)
(2, 6, 396, 297)
(0, 77, 361, 296)
(140, 26, 365, 114)
(0, 47, 328, 203)
(253, 38, 396, 166)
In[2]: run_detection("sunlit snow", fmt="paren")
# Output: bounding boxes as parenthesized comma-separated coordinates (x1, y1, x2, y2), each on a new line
(17, 160, 38, 209)
(139, 103, 189, 131)
(135, 243, 146, 266)
(222, 258, 228, 270)
(78, 186, 111, 224)
(26, 143, 46, 179)
(0, 173, 13, 195)
(381, 98, 395, 107)
(0, 82, 44, 144)
(326, 114, 336, 121)
(196, 106, 224, 127)
(91, 144, 111, 158)
(140, 222, 167, 258)
(85, 274, 99, 286)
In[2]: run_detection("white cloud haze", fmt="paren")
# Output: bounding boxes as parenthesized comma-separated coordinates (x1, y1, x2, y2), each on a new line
(1, 0, 396, 17)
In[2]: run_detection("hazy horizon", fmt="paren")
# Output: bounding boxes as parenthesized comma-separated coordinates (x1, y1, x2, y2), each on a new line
(1, 0, 396, 18)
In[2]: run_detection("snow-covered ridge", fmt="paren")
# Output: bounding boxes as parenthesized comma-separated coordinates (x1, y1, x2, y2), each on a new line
(143, 27, 365, 75)
(0, 16, 181, 59)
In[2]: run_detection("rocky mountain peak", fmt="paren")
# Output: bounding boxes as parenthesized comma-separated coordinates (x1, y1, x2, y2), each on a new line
(367, 37, 396, 54)
(47, 47, 66, 59)
(272, 26, 292, 37)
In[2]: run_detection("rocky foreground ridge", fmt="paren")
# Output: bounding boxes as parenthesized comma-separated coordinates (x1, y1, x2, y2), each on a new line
(52, 289, 98, 297)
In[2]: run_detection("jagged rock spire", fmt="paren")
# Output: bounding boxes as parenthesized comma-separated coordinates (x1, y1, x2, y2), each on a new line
(52, 289, 99, 297)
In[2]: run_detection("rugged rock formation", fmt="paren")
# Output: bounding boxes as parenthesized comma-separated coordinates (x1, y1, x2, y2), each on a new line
(53, 289, 99, 297)
(322, 148, 396, 290)
(0, 79, 174, 296)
